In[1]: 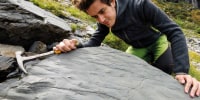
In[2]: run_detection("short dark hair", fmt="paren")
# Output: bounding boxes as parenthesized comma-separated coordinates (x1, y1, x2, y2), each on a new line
(72, 0, 112, 12)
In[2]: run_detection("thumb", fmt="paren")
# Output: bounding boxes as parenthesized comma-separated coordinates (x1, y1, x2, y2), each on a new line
(71, 39, 79, 46)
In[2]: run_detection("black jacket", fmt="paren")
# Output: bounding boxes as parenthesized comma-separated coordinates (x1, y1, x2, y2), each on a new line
(81, 0, 189, 74)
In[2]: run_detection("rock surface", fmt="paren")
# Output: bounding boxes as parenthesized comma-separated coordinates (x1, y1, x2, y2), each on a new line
(0, 0, 71, 50)
(0, 44, 24, 57)
(0, 0, 199, 99)
(0, 47, 198, 100)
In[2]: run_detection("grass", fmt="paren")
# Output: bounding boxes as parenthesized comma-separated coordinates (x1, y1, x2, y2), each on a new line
(30, 0, 95, 22)
(189, 51, 200, 81)
(30, 0, 95, 32)
(65, 6, 95, 23)
(103, 33, 129, 51)
(30, 0, 65, 16)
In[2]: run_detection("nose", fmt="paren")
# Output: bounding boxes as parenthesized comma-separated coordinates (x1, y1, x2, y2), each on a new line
(97, 15, 105, 23)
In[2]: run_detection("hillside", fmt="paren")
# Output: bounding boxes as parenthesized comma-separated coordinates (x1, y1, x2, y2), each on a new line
(153, 0, 200, 37)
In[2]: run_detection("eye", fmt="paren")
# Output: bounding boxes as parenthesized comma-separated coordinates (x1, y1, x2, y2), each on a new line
(92, 15, 98, 19)
(99, 8, 105, 14)
(91, 7, 106, 19)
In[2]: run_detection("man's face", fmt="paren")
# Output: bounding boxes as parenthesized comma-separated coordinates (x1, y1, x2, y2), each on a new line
(86, 0, 116, 28)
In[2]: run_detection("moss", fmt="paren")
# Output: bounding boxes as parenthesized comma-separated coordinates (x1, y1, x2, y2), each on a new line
(70, 23, 78, 32)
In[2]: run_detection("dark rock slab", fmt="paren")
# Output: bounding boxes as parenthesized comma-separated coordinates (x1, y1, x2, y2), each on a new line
(0, 0, 71, 50)
(0, 47, 198, 100)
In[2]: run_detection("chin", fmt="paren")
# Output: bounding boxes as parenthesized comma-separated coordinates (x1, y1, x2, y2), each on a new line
(107, 23, 114, 28)
(102, 22, 113, 28)
(107, 25, 112, 28)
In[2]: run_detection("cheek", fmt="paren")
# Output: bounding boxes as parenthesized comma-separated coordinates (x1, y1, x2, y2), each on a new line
(106, 12, 115, 20)
(110, 9, 116, 19)
(105, 8, 114, 19)
(110, 12, 116, 22)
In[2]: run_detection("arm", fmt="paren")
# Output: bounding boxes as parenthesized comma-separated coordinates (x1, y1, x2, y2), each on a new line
(54, 23, 109, 52)
(141, 0, 189, 74)
(82, 23, 110, 47)
(139, 0, 200, 97)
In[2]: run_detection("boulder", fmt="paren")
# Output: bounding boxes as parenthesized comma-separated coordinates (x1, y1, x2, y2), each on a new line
(0, 0, 71, 50)
(0, 44, 25, 57)
(0, 47, 198, 100)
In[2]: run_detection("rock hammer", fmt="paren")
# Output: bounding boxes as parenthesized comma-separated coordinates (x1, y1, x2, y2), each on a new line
(15, 50, 61, 74)
(15, 39, 79, 74)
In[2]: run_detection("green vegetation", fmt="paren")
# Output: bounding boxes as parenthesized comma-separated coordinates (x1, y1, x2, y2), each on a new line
(30, 0, 95, 31)
(189, 51, 200, 81)
(196, 27, 200, 34)
(70, 23, 79, 32)
(30, 0, 65, 17)
(153, 0, 200, 32)
(182, 29, 200, 38)
(30, 0, 95, 22)
(30, 0, 200, 80)
(103, 33, 129, 51)
(65, 6, 95, 22)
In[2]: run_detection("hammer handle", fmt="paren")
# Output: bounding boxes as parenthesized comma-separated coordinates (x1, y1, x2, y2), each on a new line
(22, 39, 79, 61)
(23, 50, 55, 61)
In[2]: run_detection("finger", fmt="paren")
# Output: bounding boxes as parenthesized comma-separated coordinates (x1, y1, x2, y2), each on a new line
(71, 39, 78, 45)
(69, 44, 77, 49)
(56, 42, 67, 52)
(184, 75, 193, 94)
(175, 75, 185, 84)
(196, 82, 200, 96)
(53, 47, 57, 51)
(69, 40, 77, 49)
(190, 78, 198, 97)
(62, 40, 73, 51)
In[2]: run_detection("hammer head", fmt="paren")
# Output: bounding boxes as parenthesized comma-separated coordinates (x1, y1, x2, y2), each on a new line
(15, 51, 28, 74)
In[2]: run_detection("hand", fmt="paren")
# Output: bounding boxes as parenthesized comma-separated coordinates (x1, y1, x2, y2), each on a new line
(53, 39, 78, 52)
(175, 74, 200, 97)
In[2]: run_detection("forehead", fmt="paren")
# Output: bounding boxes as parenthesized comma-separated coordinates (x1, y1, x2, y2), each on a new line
(86, 0, 108, 16)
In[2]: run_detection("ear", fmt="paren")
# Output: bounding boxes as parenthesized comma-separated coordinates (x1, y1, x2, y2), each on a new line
(110, 0, 116, 7)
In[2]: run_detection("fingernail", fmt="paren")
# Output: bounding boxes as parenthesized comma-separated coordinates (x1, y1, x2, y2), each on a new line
(182, 80, 185, 84)
(191, 94, 194, 98)
(185, 90, 188, 93)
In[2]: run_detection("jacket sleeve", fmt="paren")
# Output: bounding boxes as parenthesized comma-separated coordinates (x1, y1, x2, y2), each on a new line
(139, 0, 189, 73)
(81, 23, 109, 47)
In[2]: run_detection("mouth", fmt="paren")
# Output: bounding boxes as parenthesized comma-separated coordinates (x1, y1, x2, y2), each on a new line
(103, 21, 110, 26)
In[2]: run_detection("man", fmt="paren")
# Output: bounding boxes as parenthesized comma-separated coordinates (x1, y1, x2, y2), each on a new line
(54, 0, 200, 97)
